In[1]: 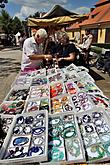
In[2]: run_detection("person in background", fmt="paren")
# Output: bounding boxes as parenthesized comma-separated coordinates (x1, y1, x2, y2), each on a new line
(21, 28, 52, 71)
(76, 29, 93, 67)
(19, 33, 27, 50)
(55, 31, 78, 68)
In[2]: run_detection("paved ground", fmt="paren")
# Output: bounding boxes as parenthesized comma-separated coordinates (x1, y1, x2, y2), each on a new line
(0, 48, 110, 103)
(91, 67, 110, 99)
(0, 48, 22, 102)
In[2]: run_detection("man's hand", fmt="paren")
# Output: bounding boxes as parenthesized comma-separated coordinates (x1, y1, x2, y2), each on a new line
(45, 55, 52, 60)
(57, 57, 64, 62)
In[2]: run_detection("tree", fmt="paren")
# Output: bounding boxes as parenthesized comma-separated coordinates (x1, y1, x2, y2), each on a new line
(0, 10, 24, 35)
(12, 16, 24, 35)
(0, 9, 13, 35)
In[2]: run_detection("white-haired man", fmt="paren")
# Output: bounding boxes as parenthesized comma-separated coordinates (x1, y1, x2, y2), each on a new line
(21, 28, 52, 71)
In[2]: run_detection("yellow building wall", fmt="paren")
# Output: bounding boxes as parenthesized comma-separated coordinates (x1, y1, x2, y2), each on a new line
(98, 28, 106, 43)
(67, 31, 73, 39)
(80, 29, 85, 42)
(81, 29, 85, 36)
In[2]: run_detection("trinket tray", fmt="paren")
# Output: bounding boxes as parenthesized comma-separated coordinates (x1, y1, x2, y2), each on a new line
(48, 72, 65, 84)
(64, 71, 79, 81)
(50, 81, 66, 98)
(77, 107, 110, 163)
(28, 85, 50, 101)
(77, 71, 95, 82)
(46, 68, 57, 75)
(89, 93, 110, 110)
(41, 112, 85, 164)
(77, 66, 89, 73)
(84, 81, 103, 94)
(73, 79, 86, 90)
(24, 97, 50, 112)
(65, 81, 79, 95)
(31, 68, 46, 77)
(65, 63, 78, 72)
(0, 101, 25, 115)
(11, 76, 32, 88)
(50, 94, 74, 114)
(31, 76, 48, 86)
(0, 110, 48, 164)
(71, 91, 94, 113)
(0, 114, 15, 156)
(4, 88, 29, 101)
(18, 71, 32, 77)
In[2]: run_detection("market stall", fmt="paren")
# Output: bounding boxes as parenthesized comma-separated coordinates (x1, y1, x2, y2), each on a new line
(0, 63, 110, 164)
(27, 4, 87, 37)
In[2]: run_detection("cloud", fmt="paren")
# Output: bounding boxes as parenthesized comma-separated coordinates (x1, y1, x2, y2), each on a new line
(9, 0, 68, 9)
(12, 0, 90, 20)
(73, 7, 90, 14)
(14, 6, 37, 20)
(12, 0, 69, 20)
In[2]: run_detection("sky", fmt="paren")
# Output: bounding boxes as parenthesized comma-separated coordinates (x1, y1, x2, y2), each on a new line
(4, 0, 99, 20)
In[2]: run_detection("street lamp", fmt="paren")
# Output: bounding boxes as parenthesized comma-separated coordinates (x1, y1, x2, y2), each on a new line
(0, 0, 8, 8)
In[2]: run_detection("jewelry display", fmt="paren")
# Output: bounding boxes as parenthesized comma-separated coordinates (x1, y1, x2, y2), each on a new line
(48, 113, 85, 163)
(12, 77, 32, 87)
(1, 64, 110, 164)
(47, 68, 56, 75)
(28, 146, 44, 156)
(2, 111, 48, 163)
(83, 133, 101, 147)
(51, 95, 74, 114)
(86, 144, 105, 161)
(0, 115, 14, 150)
(50, 82, 65, 98)
(71, 91, 93, 112)
(99, 133, 110, 143)
(31, 68, 46, 77)
(77, 109, 110, 162)
(65, 82, 78, 94)
(103, 143, 110, 157)
(48, 147, 65, 161)
(29, 85, 49, 99)
(65, 138, 83, 160)
(48, 72, 64, 83)
(31, 77, 47, 86)
(6, 89, 29, 101)
(0, 101, 25, 115)
(89, 94, 110, 109)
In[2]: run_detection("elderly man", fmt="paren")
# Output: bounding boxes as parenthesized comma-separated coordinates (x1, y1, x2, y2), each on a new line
(21, 28, 52, 71)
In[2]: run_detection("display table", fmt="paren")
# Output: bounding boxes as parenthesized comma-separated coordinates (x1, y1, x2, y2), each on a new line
(0, 64, 110, 165)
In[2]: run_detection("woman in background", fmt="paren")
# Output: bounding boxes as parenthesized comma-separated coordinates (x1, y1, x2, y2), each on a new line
(55, 31, 78, 68)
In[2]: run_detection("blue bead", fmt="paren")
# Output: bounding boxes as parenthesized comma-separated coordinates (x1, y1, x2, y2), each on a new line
(13, 137, 29, 146)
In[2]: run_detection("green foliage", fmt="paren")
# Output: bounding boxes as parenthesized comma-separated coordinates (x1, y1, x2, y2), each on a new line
(91, 46, 102, 54)
(0, 10, 13, 34)
(12, 16, 24, 34)
(0, 9, 24, 35)
(92, 43, 110, 49)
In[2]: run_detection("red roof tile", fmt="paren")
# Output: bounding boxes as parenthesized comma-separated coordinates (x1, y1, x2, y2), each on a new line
(95, 0, 109, 6)
(67, 0, 110, 29)
(67, 23, 80, 30)
(81, 3, 110, 25)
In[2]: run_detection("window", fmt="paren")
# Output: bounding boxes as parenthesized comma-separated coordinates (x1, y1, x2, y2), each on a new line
(105, 28, 110, 43)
